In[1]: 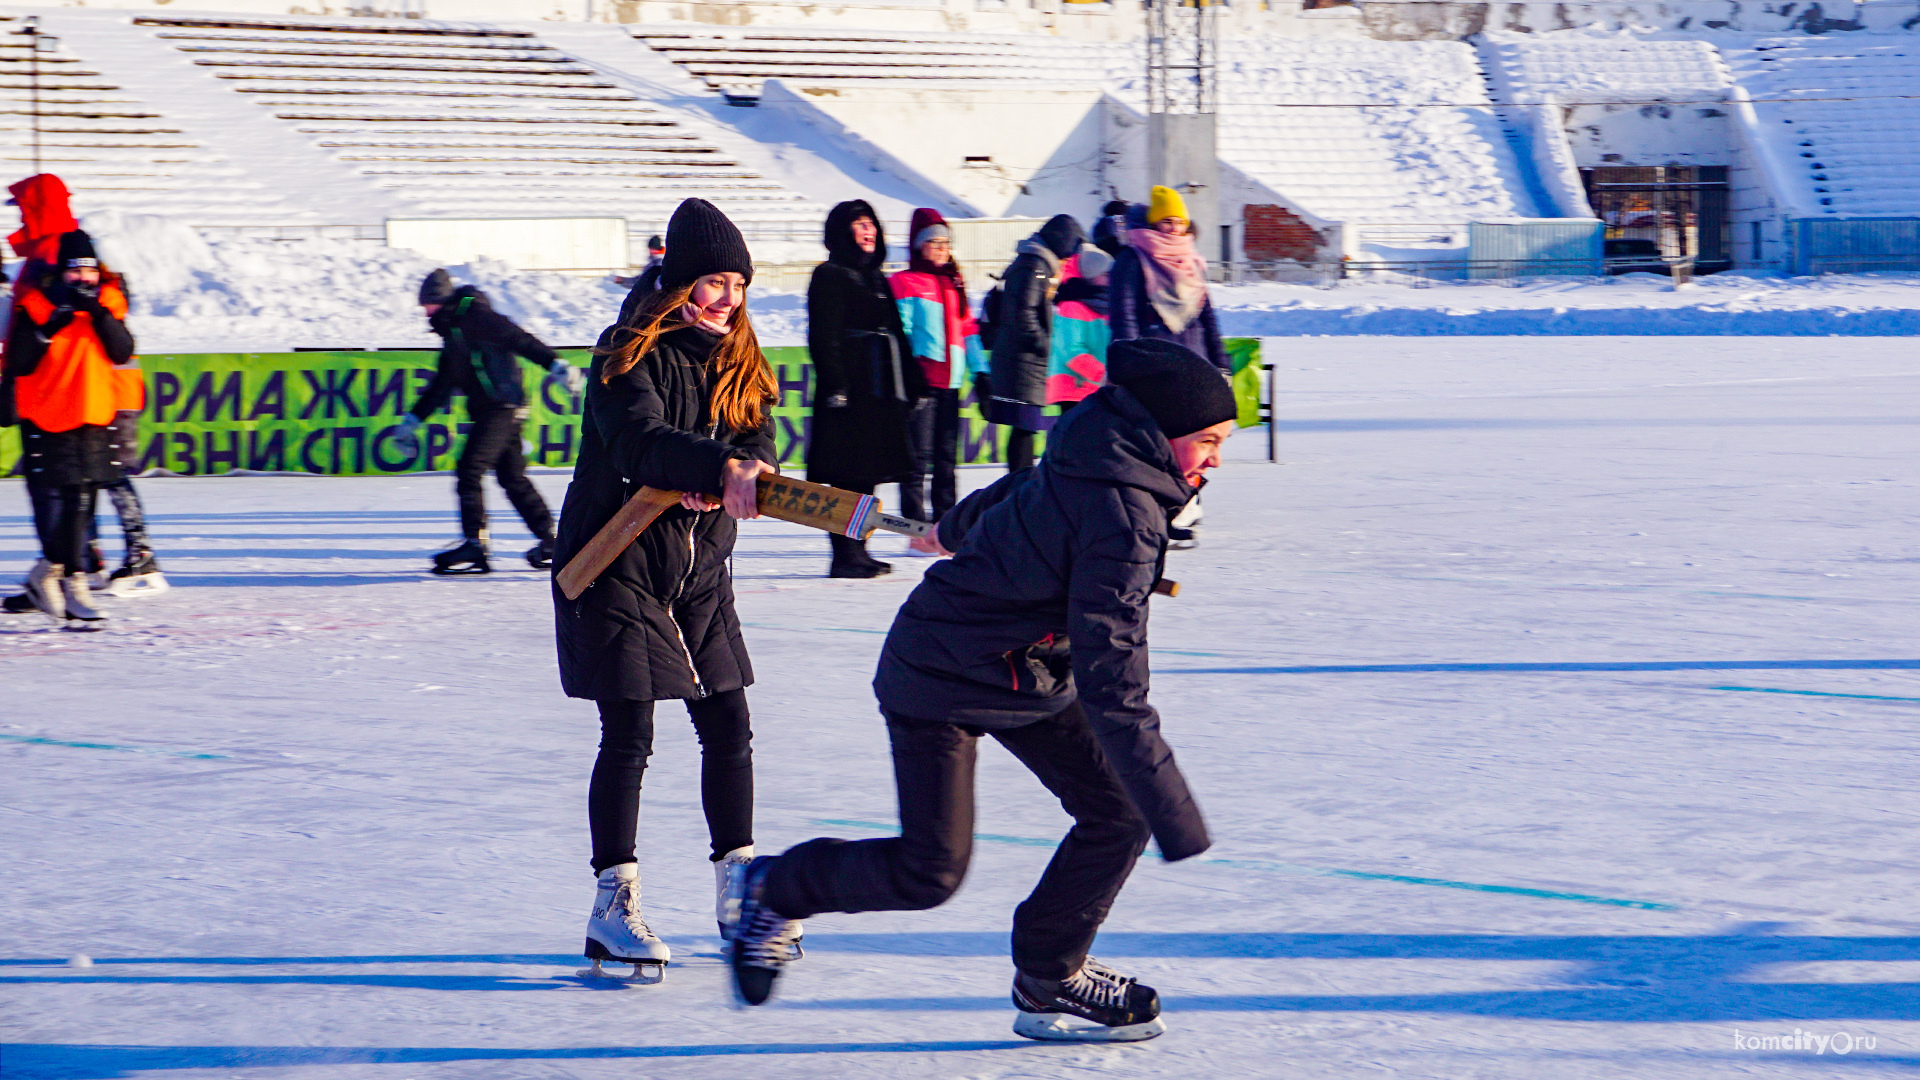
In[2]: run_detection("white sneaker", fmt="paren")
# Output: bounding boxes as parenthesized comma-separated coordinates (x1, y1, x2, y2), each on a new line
(61, 574, 106, 623)
(25, 561, 65, 622)
(584, 863, 669, 971)
(719, 850, 804, 952)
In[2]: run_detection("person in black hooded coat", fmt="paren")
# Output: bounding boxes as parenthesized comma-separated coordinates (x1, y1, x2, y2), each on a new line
(726, 339, 1241, 1032)
(987, 213, 1085, 472)
(551, 197, 787, 972)
(806, 200, 919, 577)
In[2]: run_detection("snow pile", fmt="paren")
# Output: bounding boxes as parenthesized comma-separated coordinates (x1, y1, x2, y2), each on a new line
(1211, 271, 1920, 335)
(1479, 32, 1731, 102)
(83, 212, 637, 352)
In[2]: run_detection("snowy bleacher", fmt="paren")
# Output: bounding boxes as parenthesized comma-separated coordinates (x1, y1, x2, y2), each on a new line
(1215, 38, 1543, 225)
(1478, 34, 1731, 103)
(129, 15, 821, 230)
(632, 27, 1130, 103)
(0, 15, 302, 222)
(1721, 35, 1920, 217)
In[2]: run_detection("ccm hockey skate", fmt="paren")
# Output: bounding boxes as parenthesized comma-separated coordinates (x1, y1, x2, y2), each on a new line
(430, 538, 490, 576)
(579, 863, 669, 984)
(104, 550, 169, 598)
(727, 856, 806, 1005)
(1011, 958, 1166, 1042)
(715, 846, 804, 951)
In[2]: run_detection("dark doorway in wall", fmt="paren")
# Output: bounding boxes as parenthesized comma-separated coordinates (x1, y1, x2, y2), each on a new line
(1581, 166, 1731, 274)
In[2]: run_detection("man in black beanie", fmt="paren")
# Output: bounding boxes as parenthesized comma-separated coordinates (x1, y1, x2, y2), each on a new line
(397, 268, 585, 574)
(725, 339, 1235, 1044)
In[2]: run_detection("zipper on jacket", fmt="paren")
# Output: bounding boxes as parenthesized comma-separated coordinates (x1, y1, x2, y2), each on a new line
(664, 419, 721, 700)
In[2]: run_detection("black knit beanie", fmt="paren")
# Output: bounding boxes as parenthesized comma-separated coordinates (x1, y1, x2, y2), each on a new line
(660, 198, 753, 290)
(418, 268, 455, 306)
(57, 230, 98, 269)
(1106, 339, 1237, 440)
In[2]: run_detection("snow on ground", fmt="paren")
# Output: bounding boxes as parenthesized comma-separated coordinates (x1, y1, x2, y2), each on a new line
(7, 336, 1920, 1078)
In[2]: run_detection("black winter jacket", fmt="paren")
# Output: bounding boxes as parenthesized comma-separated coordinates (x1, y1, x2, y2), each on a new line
(410, 286, 559, 419)
(988, 214, 1084, 432)
(1107, 248, 1227, 371)
(552, 325, 777, 702)
(872, 383, 1210, 861)
(805, 200, 918, 488)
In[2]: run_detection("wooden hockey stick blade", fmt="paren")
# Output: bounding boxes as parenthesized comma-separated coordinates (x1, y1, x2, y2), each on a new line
(556, 486, 681, 600)
(1153, 579, 1180, 597)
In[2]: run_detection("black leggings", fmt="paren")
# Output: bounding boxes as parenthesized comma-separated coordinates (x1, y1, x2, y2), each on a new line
(28, 479, 96, 570)
(589, 689, 753, 873)
(457, 406, 554, 542)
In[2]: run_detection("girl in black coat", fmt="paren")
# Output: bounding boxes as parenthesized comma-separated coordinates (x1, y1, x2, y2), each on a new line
(805, 200, 918, 578)
(551, 198, 792, 975)
(988, 213, 1086, 472)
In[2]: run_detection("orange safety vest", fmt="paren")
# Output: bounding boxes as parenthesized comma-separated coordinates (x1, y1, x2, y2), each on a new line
(11, 282, 134, 433)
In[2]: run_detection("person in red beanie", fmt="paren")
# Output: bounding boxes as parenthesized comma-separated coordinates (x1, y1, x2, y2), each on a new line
(888, 208, 984, 523)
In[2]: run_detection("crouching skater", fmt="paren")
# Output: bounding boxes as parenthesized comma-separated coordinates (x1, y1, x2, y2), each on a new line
(726, 338, 1238, 1041)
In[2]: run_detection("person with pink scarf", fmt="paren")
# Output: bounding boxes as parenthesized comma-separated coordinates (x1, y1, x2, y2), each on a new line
(1107, 187, 1227, 373)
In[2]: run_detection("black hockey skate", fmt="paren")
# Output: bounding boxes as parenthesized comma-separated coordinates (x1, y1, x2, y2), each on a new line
(526, 537, 555, 570)
(105, 549, 169, 598)
(1011, 958, 1165, 1042)
(728, 857, 801, 1006)
(2, 592, 36, 615)
(431, 539, 490, 575)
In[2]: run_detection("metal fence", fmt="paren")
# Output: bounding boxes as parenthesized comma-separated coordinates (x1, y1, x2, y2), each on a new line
(1792, 218, 1920, 277)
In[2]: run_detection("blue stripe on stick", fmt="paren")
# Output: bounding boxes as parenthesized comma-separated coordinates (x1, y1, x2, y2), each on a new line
(811, 819, 1674, 910)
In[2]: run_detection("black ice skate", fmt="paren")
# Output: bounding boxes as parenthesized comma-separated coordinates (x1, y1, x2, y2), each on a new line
(431, 539, 491, 575)
(1011, 958, 1165, 1042)
(727, 857, 801, 1006)
(526, 537, 555, 570)
(104, 549, 170, 598)
(3, 592, 38, 615)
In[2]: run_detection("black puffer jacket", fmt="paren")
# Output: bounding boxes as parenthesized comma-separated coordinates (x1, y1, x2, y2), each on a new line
(805, 200, 918, 488)
(552, 325, 777, 702)
(987, 214, 1084, 432)
(872, 381, 1210, 861)
(410, 286, 558, 419)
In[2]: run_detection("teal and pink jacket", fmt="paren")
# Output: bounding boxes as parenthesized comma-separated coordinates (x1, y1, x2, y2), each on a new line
(1048, 253, 1110, 404)
(890, 267, 986, 391)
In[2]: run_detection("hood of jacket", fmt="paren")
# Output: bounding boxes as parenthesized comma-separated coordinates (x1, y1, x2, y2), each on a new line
(824, 199, 886, 272)
(1045, 383, 1194, 510)
(428, 284, 490, 333)
(8, 174, 77, 263)
(1033, 213, 1087, 261)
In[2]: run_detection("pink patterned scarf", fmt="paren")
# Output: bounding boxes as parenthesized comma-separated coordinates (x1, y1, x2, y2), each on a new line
(1128, 227, 1209, 334)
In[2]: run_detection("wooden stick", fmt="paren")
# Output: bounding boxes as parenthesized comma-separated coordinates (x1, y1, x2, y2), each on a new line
(556, 486, 681, 600)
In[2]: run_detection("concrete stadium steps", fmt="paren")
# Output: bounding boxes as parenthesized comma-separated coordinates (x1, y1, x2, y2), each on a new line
(132, 14, 821, 227)
(1722, 36, 1920, 216)
(0, 15, 297, 218)
(1479, 36, 1731, 102)
(1217, 38, 1542, 224)
(631, 27, 1129, 101)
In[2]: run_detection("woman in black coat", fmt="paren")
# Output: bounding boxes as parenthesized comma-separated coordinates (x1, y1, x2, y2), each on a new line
(551, 198, 790, 975)
(987, 213, 1085, 472)
(805, 200, 918, 578)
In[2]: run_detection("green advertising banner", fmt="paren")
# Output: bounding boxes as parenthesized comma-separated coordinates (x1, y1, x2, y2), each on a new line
(0, 341, 1263, 478)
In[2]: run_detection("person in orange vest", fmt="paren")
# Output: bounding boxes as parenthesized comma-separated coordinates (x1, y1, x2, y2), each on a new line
(2, 230, 137, 624)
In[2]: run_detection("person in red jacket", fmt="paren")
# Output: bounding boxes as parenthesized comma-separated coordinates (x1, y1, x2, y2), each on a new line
(3, 230, 137, 624)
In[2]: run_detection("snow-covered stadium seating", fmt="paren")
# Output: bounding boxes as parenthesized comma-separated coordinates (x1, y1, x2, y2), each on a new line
(0, 14, 303, 222)
(1478, 35, 1731, 103)
(1216, 39, 1543, 225)
(631, 27, 1129, 103)
(1722, 35, 1920, 217)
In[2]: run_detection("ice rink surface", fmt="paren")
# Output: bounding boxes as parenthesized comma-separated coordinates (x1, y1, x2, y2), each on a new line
(5, 336, 1920, 1078)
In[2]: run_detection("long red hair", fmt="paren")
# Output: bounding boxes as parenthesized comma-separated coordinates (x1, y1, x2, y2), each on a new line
(598, 283, 775, 434)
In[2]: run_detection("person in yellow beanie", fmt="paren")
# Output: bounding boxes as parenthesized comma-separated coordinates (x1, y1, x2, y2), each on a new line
(1146, 185, 1188, 231)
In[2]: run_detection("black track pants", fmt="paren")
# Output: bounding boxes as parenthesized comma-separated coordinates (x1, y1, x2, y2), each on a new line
(456, 407, 554, 542)
(901, 388, 960, 523)
(762, 704, 1151, 981)
(28, 478, 96, 570)
(98, 477, 150, 555)
(1005, 428, 1036, 473)
(589, 689, 754, 873)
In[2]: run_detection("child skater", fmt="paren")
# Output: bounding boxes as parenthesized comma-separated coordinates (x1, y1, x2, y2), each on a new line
(551, 198, 796, 979)
(726, 338, 1237, 1041)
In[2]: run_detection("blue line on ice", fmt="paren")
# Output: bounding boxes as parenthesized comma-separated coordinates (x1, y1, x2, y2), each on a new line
(814, 820, 1675, 911)
(1713, 685, 1920, 703)
(1163, 659, 1920, 675)
(0, 733, 228, 760)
